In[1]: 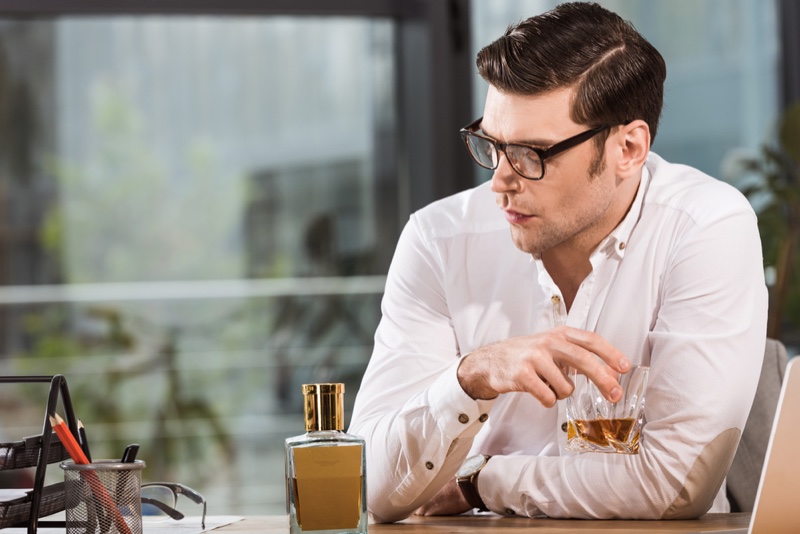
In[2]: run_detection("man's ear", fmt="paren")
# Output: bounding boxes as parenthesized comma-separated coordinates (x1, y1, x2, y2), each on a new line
(615, 120, 650, 179)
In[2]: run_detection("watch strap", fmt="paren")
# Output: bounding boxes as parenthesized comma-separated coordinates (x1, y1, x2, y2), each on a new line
(456, 455, 491, 512)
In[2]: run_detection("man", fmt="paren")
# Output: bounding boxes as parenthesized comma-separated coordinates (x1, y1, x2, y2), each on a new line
(349, 1, 767, 522)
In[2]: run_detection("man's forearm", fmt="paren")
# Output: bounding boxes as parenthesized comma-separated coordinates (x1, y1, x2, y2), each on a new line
(349, 359, 495, 522)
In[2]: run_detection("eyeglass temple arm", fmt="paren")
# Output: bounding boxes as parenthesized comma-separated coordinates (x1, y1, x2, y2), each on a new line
(461, 116, 483, 131)
(141, 498, 185, 521)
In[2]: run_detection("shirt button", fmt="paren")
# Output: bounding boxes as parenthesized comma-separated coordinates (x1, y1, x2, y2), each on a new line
(561, 422, 568, 432)
(619, 242, 626, 250)
(458, 413, 469, 424)
(425, 461, 434, 470)
(479, 413, 489, 423)
(505, 508, 516, 515)
(551, 295, 560, 304)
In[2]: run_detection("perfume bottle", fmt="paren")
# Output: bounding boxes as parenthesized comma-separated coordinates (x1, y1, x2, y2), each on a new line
(285, 383, 368, 534)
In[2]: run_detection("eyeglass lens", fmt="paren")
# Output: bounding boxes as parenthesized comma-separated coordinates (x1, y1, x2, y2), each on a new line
(142, 485, 178, 516)
(465, 134, 543, 179)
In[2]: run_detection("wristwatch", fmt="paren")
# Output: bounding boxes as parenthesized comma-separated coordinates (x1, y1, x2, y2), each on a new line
(455, 454, 492, 512)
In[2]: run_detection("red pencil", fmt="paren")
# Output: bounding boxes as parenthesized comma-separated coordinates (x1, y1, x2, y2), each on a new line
(50, 414, 132, 534)
(51, 414, 89, 464)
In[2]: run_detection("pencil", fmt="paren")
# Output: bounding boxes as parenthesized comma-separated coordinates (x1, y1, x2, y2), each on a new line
(77, 419, 93, 462)
(50, 414, 88, 464)
(50, 414, 132, 534)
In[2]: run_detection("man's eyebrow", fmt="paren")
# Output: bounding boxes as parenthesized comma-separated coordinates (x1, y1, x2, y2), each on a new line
(479, 123, 551, 148)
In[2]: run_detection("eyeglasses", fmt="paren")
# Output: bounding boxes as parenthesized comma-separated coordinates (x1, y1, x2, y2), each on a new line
(459, 117, 610, 180)
(141, 482, 207, 529)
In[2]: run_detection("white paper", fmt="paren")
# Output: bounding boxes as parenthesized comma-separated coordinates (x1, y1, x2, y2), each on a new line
(4, 515, 243, 534)
(144, 515, 243, 533)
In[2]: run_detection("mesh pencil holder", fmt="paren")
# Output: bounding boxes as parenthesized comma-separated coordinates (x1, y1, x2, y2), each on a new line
(60, 460, 146, 534)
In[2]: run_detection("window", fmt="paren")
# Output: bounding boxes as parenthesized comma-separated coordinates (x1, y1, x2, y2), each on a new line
(0, 14, 398, 514)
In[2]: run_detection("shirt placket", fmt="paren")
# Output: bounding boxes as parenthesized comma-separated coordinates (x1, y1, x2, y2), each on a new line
(551, 294, 566, 327)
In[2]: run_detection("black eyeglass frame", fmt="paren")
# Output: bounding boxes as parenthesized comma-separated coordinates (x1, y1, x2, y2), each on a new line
(459, 117, 610, 180)
(141, 482, 207, 529)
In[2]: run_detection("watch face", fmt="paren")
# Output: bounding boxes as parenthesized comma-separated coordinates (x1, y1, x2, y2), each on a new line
(456, 454, 487, 478)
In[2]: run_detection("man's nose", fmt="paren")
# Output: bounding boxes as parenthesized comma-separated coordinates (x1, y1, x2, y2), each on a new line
(490, 151, 522, 193)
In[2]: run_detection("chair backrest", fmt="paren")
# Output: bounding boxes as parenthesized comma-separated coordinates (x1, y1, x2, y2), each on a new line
(726, 338, 788, 513)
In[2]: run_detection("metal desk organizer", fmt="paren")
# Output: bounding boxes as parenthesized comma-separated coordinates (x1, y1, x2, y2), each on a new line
(0, 375, 82, 533)
(61, 460, 145, 534)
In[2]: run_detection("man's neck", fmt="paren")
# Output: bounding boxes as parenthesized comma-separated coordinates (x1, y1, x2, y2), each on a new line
(541, 245, 594, 311)
(541, 170, 643, 311)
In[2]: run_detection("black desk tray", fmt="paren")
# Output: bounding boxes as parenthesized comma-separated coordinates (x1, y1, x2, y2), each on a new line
(0, 434, 70, 472)
(0, 375, 81, 533)
(0, 482, 65, 529)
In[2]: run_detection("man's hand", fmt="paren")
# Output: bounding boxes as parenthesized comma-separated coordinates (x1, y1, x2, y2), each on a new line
(414, 478, 472, 516)
(457, 325, 630, 406)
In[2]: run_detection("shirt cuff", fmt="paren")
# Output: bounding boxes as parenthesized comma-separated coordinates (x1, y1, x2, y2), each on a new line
(427, 357, 496, 441)
(479, 455, 533, 517)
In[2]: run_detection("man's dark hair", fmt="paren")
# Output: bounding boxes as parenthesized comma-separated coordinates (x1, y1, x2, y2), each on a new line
(476, 2, 666, 145)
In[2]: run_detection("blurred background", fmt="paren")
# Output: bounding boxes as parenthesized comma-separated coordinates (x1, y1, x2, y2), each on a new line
(0, 0, 797, 516)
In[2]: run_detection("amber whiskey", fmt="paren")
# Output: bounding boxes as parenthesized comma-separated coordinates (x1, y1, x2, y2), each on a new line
(285, 383, 368, 534)
(568, 417, 640, 453)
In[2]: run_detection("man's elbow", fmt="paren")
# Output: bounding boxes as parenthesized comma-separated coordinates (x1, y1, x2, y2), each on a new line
(365, 471, 449, 523)
(364, 475, 419, 524)
(369, 509, 411, 525)
(368, 497, 415, 524)
(659, 428, 741, 520)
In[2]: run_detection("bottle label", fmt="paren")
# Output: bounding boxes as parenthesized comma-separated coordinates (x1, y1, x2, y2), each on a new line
(293, 445, 363, 530)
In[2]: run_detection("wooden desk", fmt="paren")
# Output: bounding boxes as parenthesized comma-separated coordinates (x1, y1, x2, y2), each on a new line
(227, 513, 750, 533)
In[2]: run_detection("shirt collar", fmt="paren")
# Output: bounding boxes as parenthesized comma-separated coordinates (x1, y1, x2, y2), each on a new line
(600, 164, 651, 260)
(528, 164, 651, 263)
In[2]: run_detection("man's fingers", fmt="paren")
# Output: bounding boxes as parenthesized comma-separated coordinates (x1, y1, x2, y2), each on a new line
(536, 363, 573, 400)
(560, 327, 630, 373)
(460, 327, 629, 407)
(415, 478, 472, 516)
(577, 359, 623, 403)
(550, 328, 627, 402)
(529, 375, 558, 407)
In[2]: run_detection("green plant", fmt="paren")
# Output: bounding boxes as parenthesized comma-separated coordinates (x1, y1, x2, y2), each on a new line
(739, 102, 800, 340)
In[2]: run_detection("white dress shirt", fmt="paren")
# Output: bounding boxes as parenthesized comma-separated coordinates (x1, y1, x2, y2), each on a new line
(349, 152, 768, 522)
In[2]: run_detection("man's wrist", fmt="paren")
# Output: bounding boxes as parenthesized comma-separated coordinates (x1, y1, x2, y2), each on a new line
(455, 454, 492, 512)
(457, 352, 499, 400)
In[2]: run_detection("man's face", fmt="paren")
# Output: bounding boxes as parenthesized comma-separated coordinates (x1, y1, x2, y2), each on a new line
(482, 85, 620, 256)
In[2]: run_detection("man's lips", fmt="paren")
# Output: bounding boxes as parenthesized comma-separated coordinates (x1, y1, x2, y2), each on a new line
(503, 209, 534, 224)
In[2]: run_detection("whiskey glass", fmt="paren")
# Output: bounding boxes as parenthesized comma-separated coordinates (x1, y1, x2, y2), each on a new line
(565, 365, 649, 454)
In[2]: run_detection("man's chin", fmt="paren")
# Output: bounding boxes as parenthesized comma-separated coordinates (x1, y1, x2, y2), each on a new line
(509, 223, 567, 256)
(510, 230, 543, 256)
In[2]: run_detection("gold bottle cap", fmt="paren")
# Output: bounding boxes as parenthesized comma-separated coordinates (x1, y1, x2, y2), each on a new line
(302, 383, 344, 432)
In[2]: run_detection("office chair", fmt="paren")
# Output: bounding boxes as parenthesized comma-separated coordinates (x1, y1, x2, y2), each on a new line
(725, 338, 788, 513)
